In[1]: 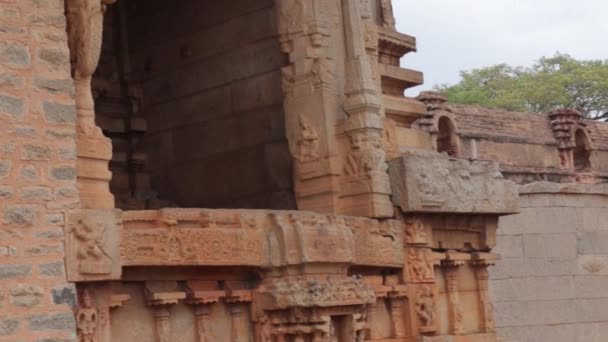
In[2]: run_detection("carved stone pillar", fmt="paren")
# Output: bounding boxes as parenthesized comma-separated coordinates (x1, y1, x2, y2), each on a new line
(192, 305, 213, 342)
(186, 281, 224, 342)
(145, 281, 186, 342)
(66, 0, 116, 209)
(548, 108, 583, 169)
(151, 306, 172, 342)
(341, 0, 392, 218)
(472, 253, 499, 333)
(388, 293, 407, 338)
(229, 304, 246, 342)
(442, 253, 468, 335)
(225, 289, 252, 342)
(275, 0, 342, 214)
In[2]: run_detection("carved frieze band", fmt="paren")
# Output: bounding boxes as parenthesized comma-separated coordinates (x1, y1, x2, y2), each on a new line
(66, 209, 403, 282)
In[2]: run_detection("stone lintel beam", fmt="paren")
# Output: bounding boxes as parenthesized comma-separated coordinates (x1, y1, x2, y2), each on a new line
(66, 209, 404, 283)
(388, 150, 520, 215)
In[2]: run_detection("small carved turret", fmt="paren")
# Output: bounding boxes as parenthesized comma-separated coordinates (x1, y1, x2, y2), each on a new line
(547, 108, 584, 168)
(415, 91, 447, 134)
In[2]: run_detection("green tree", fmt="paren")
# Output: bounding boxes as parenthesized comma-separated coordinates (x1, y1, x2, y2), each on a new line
(436, 53, 608, 120)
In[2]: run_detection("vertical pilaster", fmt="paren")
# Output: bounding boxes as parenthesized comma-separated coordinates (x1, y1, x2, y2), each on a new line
(276, 0, 342, 213)
(341, 0, 392, 218)
(441, 252, 469, 335)
(65, 0, 115, 209)
(145, 281, 186, 342)
(472, 253, 499, 333)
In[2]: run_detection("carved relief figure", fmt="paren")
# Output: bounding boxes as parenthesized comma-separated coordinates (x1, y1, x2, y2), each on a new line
(405, 217, 428, 244)
(77, 289, 98, 342)
(408, 249, 434, 282)
(72, 217, 112, 275)
(296, 114, 320, 162)
(415, 286, 436, 331)
(344, 134, 387, 177)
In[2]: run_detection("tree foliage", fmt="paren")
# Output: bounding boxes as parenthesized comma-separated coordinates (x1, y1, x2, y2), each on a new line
(436, 53, 608, 120)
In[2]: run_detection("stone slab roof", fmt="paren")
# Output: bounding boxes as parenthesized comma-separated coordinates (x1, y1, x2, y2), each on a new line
(445, 103, 557, 145)
(445, 103, 608, 150)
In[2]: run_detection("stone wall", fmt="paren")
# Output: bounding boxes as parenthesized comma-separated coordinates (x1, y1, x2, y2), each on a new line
(0, 0, 77, 340)
(491, 183, 608, 342)
(125, 0, 294, 210)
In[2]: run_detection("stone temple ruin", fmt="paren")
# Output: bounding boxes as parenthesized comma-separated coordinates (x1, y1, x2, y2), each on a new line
(0, 0, 607, 341)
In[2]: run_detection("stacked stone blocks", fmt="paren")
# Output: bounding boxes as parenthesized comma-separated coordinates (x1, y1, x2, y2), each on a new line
(0, 0, 78, 340)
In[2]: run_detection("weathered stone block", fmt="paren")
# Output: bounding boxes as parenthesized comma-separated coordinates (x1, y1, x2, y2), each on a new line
(0, 264, 32, 279)
(492, 235, 523, 258)
(388, 152, 519, 214)
(494, 299, 578, 327)
(28, 312, 75, 331)
(37, 48, 69, 70)
(574, 275, 608, 299)
(20, 186, 52, 201)
(0, 319, 19, 336)
(523, 233, 577, 259)
(0, 41, 30, 67)
(40, 261, 65, 277)
(50, 166, 76, 180)
(43, 101, 76, 124)
(0, 160, 11, 179)
(578, 231, 608, 254)
(51, 284, 76, 307)
(4, 205, 37, 226)
(22, 144, 52, 160)
(0, 94, 24, 118)
(34, 77, 74, 95)
(9, 283, 44, 308)
(491, 276, 575, 302)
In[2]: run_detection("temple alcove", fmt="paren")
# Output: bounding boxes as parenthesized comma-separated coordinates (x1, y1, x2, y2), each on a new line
(93, 0, 294, 210)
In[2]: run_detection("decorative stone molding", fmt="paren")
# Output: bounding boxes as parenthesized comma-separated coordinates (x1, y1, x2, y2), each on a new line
(260, 275, 375, 309)
(66, 209, 404, 281)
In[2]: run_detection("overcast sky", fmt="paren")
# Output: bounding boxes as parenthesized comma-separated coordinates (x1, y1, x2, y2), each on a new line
(393, 0, 608, 95)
